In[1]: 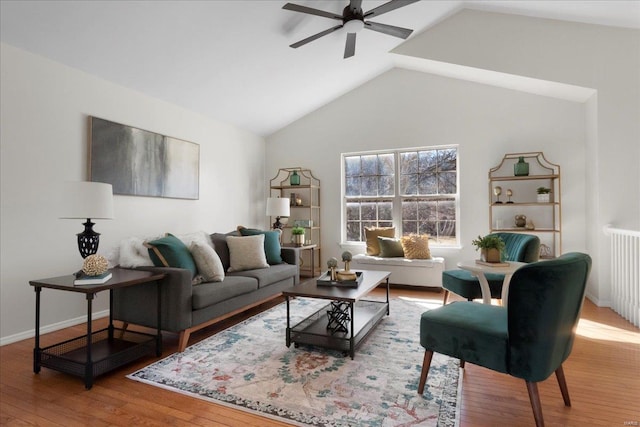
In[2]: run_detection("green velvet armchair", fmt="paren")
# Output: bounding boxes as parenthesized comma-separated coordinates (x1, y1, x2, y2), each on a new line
(419, 252, 592, 427)
(442, 232, 540, 304)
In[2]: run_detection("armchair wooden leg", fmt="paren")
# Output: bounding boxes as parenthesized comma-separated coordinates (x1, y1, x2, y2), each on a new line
(460, 359, 465, 369)
(525, 381, 545, 427)
(418, 350, 434, 394)
(442, 290, 450, 305)
(555, 365, 572, 407)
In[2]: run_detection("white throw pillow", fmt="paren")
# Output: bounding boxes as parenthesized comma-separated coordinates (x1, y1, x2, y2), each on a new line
(190, 241, 225, 282)
(175, 231, 213, 248)
(118, 236, 155, 267)
(226, 234, 269, 272)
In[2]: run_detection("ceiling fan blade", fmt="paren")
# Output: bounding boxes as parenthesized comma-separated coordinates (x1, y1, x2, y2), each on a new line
(282, 3, 343, 20)
(364, 21, 413, 39)
(364, 0, 420, 19)
(344, 33, 357, 58)
(290, 25, 343, 49)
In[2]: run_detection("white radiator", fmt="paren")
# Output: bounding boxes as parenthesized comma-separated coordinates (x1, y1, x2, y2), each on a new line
(605, 225, 640, 327)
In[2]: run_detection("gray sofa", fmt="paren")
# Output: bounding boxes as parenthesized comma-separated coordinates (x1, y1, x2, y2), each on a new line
(113, 232, 299, 352)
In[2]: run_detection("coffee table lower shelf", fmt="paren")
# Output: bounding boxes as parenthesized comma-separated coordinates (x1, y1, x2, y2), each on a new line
(287, 300, 388, 359)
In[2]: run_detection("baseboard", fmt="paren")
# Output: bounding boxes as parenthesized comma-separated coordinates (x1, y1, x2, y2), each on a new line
(585, 291, 611, 308)
(0, 309, 110, 347)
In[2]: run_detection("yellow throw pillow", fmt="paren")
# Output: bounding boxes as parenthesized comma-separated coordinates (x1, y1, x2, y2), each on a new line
(401, 234, 432, 259)
(364, 227, 395, 255)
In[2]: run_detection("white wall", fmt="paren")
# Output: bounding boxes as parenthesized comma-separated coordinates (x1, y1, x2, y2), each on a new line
(267, 9, 640, 307)
(0, 43, 266, 343)
(393, 9, 640, 306)
(267, 68, 587, 268)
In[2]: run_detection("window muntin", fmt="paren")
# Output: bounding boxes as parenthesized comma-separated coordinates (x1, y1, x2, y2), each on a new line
(343, 147, 458, 246)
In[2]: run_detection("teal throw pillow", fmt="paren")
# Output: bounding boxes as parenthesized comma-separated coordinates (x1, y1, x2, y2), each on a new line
(239, 228, 283, 265)
(145, 233, 198, 277)
(378, 236, 405, 258)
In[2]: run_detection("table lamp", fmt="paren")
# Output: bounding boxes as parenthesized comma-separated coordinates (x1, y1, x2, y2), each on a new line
(266, 197, 290, 229)
(60, 181, 114, 258)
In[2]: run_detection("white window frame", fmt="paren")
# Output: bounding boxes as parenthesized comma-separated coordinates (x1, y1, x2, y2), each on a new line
(341, 145, 460, 248)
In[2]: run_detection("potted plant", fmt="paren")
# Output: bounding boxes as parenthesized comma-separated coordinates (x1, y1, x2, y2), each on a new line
(291, 226, 305, 246)
(536, 187, 551, 203)
(471, 234, 506, 263)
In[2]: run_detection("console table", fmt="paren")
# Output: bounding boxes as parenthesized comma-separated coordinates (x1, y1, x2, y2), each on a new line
(30, 268, 165, 389)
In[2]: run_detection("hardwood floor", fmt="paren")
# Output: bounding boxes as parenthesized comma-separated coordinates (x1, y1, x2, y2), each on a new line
(2, 287, 638, 426)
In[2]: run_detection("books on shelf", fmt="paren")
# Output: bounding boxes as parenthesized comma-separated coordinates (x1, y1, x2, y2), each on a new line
(74, 272, 112, 286)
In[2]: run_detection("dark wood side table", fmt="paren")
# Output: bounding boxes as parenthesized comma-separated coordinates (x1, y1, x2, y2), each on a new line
(282, 243, 317, 278)
(30, 268, 165, 389)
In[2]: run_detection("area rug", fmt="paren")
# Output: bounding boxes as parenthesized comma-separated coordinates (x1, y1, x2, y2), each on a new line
(127, 297, 460, 426)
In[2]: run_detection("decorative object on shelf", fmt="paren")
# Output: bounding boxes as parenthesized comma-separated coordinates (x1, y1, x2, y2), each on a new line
(326, 301, 350, 333)
(290, 170, 300, 186)
(60, 181, 114, 259)
(540, 244, 553, 259)
(526, 219, 535, 230)
(291, 226, 305, 246)
(493, 186, 503, 204)
(515, 214, 527, 228)
(514, 156, 529, 176)
(266, 197, 290, 229)
(82, 254, 108, 276)
(536, 187, 551, 203)
(471, 234, 506, 263)
(506, 189, 514, 203)
(327, 257, 338, 280)
(293, 219, 313, 227)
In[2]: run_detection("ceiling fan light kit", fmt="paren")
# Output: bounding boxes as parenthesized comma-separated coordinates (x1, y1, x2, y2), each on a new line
(283, 0, 419, 59)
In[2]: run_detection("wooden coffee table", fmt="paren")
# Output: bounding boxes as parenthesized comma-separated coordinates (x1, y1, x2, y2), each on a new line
(282, 269, 390, 359)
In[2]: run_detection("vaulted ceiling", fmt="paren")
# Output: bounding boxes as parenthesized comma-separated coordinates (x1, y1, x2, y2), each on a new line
(2, 1, 639, 136)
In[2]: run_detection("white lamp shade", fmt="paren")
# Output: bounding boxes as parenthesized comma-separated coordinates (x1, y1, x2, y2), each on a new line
(266, 197, 290, 217)
(59, 181, 114, 219)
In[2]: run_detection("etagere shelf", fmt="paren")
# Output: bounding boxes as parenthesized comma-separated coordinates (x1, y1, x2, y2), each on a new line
(488, 152, 561, 258)
(270, 168, 321, 277)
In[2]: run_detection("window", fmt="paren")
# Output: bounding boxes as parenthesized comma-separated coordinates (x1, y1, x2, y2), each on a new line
(343, 146, 458, 246)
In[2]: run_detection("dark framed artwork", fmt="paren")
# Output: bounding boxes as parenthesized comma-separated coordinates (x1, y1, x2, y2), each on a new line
(89, 117, 199, 199)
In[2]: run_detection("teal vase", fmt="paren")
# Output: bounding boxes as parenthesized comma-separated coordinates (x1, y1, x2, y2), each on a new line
(514, 157, 529, 176)
(290, 170, 300, 186)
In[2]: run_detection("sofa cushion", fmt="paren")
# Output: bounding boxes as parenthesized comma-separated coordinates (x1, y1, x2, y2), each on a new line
(227, 234, 269, 272)
(401, 234, 432, 259)
(364, 227, 395, 255)
(227, 263, 297, 288)
(210, 231, 239, 271)
(145, 234, 197, 278)
(192, 276, 258, 310)
(238, 227, 283, 265)
(190, 241, 224, 282)
(378, 236, 405, 257)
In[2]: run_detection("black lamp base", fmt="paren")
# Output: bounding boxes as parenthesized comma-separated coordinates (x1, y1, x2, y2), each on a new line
(77, 219, 100, 258)
(273, 217, 284, 230)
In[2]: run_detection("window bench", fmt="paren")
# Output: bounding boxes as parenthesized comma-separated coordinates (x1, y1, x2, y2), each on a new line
(351, 254, 444, 288)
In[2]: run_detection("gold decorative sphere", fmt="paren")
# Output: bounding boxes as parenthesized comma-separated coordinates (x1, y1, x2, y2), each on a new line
(82, 254, 108, 276)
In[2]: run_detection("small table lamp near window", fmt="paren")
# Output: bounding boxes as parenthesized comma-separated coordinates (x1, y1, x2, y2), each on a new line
(60, 181, 114, 258)
(266, 197, 290, 229)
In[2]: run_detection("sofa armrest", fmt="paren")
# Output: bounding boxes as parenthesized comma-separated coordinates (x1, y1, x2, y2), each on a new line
(280, 247, 299, 267)
(281, 247, 300, 284)
(112, 266, 193, 332)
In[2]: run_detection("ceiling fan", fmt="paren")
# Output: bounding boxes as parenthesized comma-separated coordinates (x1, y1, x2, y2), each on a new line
(283, 0, 420, 58)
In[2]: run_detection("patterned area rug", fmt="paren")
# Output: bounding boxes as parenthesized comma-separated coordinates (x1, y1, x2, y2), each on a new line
(127, 297, 460, 426)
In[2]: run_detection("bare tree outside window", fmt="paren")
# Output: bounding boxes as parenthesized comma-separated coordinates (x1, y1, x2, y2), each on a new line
(344, 147, 458, 246)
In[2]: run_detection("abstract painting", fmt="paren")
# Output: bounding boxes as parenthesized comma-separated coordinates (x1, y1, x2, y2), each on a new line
(89, 117, 199, 199)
